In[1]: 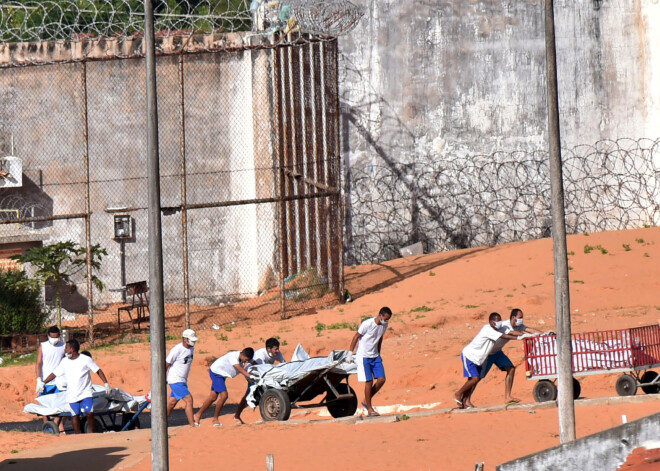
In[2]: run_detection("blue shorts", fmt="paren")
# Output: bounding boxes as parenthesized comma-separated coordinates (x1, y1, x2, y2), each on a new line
(39, 384, 60, 396)
(69, 397, 94, 415)
(357, 356, 385, 382)
(479, 350, 514, 379)
(461, 353, 482, 378)
(210, 371, 228, 393)
(169, 382, 191, 400)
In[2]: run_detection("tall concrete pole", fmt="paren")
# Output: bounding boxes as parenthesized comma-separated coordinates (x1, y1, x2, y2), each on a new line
(144, 0, 169, 468)
(544, 0, 576, 443)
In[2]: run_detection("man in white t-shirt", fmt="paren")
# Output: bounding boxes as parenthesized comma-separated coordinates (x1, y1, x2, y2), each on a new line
(35, 326, 66, 431)
(166, 329, 198, 427)
(193, 347, 254, 427)
(42, 339, 111, 434)
(234, 338, 285, 424)
(480, 308, 541, 404)
(453, 312, 523, 409)
(348, 306, 392, 417)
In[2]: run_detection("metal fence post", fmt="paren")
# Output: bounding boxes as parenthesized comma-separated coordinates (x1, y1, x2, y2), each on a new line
(178, 52, 191, 329)
(81, 61, 95, 347)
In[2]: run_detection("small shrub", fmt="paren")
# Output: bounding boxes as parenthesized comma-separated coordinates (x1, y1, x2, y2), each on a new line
(622, 244, 631, 251)
(584, 244, 594, 254)
(215, 333, 228, 341)
(635, 238, 644, 244)
(0, 269, 48, 335)
(429, 271, 436, 277)
(399, 414, 410, 421)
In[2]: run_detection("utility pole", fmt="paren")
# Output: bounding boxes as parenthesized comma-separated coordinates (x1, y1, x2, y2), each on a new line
(544, 0, 576, 443)
(144, 0, 169, 468)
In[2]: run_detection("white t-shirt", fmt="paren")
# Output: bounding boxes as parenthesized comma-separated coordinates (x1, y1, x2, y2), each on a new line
(53, 355, 100, 403)
(253, 347, 285, 365)
(210, 351, 242, 378)
(166, 343, 195, 384)
(462, 324, 504, 366)
(40, 340, 65, 386)
(356, 317, 388, 358)
(490, 319, 527, 353)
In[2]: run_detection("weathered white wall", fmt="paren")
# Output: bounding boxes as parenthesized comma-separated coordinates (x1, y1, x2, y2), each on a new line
(339, 0, 660, 163)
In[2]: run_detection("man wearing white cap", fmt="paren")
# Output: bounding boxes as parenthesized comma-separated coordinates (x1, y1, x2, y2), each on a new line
(166, 329, 198, 427)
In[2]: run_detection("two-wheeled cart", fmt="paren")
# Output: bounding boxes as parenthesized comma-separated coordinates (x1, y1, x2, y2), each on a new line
(524, 324, 660, 402)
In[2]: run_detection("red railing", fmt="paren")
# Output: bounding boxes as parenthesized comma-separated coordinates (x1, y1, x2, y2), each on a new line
(523, 324, 660, 378)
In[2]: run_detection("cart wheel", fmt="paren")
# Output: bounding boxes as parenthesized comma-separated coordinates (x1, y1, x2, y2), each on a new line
(533, 380, 557, 402)
(326, 384, 358, 418)
(615, 374, 637, 396)
(640, 371, 660, 395)
(121, 413, 141, 430)
(42, 421, 60, 435)
(572, 378, 581, 399)
(259, 389, 291, 421)
(83, 417, 104, 433)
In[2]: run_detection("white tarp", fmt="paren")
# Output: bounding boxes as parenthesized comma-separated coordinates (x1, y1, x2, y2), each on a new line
(246, 345, 356, 408)
(23, 385, 142, 417)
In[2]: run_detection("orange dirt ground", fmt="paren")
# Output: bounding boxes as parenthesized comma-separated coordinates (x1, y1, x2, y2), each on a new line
(1, 227, 659, 470)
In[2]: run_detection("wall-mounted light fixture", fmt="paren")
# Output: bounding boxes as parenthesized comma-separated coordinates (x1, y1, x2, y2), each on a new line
(114, 215, 132, 240)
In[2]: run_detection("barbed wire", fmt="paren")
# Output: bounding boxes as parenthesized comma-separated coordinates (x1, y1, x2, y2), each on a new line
(0, 0, 363, 66)
(347, 138, 660, 264)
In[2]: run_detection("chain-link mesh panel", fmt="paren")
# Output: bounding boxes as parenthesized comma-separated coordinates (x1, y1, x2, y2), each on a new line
(0, 39, 344, 343)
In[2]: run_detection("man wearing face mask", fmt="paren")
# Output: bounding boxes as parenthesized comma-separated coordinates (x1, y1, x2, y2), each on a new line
(479, 308, 541, 405)
(349, 306, 392, 417)
(233, 338, 285, 424)
(454, 312, 523, 409)
(35, 326, 67, 431)
(36, 326, 65, 397)
(41, 339, 111, 434)
(166, 329, 198, 427)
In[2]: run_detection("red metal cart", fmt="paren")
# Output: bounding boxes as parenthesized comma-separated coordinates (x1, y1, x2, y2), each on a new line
(523, 324, 660, 402)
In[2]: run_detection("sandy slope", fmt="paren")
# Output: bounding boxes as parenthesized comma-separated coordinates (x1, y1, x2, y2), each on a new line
(1, 227, 659, 470)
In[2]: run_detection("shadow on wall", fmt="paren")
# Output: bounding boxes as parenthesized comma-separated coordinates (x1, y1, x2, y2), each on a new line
(0, 174, 54, 230)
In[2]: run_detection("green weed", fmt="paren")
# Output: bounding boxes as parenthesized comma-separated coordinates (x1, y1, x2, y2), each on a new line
(399, 414, 411, 421)
(415, 314, 426, 319)
(572, 280, 585, 284)
(225, 325, 233, 332)
(521, 283, 527, 288)
(328, 322, 358, 330)
(465, 304, 479, 309)
(505, 294, 513, 298)
(410, 306, 432, 313)
(429, 271, 436, 277)
(315, 321, 327, 336)
(622, 244, 631, 251)
(636, 238, 644, 244)
(644, 253, 650, 258)
(584, 244, 607, 254)
(568, 251, 575, 256)
(215, 333, 228, 341)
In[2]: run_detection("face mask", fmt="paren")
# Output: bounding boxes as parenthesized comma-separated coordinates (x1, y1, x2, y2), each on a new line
(48, 337, 60, 345)
(515, 318, 524, 327)
(187, 340, 196, 347)
(65, 353, 73, 359)
(494, 321, 503, 329)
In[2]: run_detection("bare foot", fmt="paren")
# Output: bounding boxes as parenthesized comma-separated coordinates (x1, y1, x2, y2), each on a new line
(211, 420, 222, 427)
(233, 417, 244, 425)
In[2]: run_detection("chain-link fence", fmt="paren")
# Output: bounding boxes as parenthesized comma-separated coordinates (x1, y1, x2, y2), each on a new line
(346, 138, 660, 264)
(0, 36, 344, 343)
